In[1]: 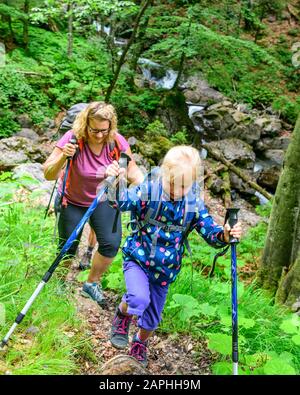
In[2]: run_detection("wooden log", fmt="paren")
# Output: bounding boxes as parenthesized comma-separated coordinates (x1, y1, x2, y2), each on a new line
(15, 70, 51, 77)
(201, 142, 273, 201)
(221, 170, 232, 208)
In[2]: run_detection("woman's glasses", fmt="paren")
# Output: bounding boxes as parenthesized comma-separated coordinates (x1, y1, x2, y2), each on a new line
(88, 125, 110, 135)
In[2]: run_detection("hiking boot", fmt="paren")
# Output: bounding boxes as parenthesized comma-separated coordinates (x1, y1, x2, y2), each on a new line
(81, 282, 106, 306)
(129, 333, 148, 367)
(78, 251, 92, 271)
(110, 308, 132, 349)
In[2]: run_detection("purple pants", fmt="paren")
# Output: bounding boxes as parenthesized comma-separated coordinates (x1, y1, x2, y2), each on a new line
(121, 260, 169, 331)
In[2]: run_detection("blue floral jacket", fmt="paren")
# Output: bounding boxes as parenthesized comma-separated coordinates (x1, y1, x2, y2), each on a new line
(114, 173, 227, 286)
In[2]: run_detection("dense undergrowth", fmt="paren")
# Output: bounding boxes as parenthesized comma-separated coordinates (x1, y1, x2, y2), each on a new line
(0, 174, 299, 375)
(0, 176, 93, 375)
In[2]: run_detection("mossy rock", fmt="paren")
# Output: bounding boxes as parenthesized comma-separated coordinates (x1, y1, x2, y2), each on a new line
(137, 136, 174, 166)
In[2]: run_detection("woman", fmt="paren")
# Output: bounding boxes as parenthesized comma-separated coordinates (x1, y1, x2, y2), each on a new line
(43, 101, 144, 305)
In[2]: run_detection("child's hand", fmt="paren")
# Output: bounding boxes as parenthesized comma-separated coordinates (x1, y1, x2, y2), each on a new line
(105, 161, 126, 178)
(224, 221, 242, 243)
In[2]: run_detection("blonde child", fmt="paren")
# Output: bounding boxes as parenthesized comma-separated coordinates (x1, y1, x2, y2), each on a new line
(106, 146, 242, 366)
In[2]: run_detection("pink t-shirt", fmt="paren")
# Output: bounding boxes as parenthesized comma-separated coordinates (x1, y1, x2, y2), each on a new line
(56, 130, 130, 206)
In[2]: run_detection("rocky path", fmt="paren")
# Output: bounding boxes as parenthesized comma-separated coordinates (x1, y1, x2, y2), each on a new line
(66, 229, 214, 375)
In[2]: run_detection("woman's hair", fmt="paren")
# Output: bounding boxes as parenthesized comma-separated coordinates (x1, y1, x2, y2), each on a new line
(161, 145, 202, 188)
(72, 101, 118, 143)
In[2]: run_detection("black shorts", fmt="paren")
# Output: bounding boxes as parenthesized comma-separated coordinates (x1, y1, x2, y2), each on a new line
(56, 196, 122, 258)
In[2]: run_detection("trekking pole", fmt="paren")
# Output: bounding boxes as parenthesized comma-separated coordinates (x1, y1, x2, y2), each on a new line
(43, 180, 57, 220)
(52, 136, 77, 240)
(226, 208, 240, 376)
(0, 152, 131, 350)
(43, 123, 73, 220)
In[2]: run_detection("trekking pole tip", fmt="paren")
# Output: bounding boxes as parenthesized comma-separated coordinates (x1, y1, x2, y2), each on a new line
(0, 340, 7, 351)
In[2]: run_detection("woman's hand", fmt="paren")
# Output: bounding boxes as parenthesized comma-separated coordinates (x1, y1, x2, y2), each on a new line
(105, 160, 126, 179)
(62, 142, 78, 159)
(223, 221, 242, 243)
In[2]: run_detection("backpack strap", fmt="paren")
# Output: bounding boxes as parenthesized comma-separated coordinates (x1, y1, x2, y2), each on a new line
(128, 174, 194, 259)
(108, 134, 122, 161)
(181, 184, 199, 256)
(61, 134, 82, 208)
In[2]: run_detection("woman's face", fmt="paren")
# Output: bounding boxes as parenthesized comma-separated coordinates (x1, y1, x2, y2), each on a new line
(87, 119, 110, 144)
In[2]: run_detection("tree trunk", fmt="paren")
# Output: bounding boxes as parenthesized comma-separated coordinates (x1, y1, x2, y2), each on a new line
(67, 2, 73, 59)
(105, 0, 152, 102)
(7, 16, 15, 41)
(128, 3, 152, 85)
(23, 0, 29, 50)
(257, 115, 300, 306)
(173, 18, 192, 90)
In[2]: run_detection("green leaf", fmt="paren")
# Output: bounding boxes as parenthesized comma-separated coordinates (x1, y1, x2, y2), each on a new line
(239, 317, 255, 329)
(76, 270, 90, 283)
(220, 315, 231, 327)
(172, 294, 200, 321)
(211, 282, 230, 295)
(172, 294, 199, 306)
(237, 281, 245, 297)
(280, 318, 299, 334)
(279, 352, 295, 365)
(198, 303, 217, 317)
(105, 272, 124, 290)
(207, 333, 231, 356)
(245, 353, 269, 367)
(263, 359, 296, 375)
(291, 334, 300, 346)
(212, 361, 232, 375)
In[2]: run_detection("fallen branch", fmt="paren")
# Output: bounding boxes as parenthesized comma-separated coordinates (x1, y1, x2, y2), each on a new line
(287, 3, 300, 21)
(221, 170, 232, 208)
(15, 70, 51, 77)
(203, 164, 226, 181)
(201, 143, 273, 201)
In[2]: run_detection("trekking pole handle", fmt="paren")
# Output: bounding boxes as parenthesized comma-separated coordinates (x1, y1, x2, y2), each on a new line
(226, 208, 240, 243)
(67, 137, 77, 159)
(105, 152, 132, 185)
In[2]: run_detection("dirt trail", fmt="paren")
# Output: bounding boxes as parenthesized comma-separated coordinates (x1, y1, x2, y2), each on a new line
(66, 229, 213, 375)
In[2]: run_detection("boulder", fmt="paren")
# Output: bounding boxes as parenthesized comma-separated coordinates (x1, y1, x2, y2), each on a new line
(206, 174, 224, 195)
(0, 136, 49, 171)
(183, 90, 201, 103)
(262, 118, 282, 137)
(254, 117, 270, 129)
(255, 136, 291, 152)
(205, 138, 256, 169)
(16, 114, 33, 128)
(230, 124, 261, 145)
(182, 75, 225, 105)
(15, 128, 40, 141)
(12, 163, 56, 206)
(13, 163, 46, 185)
(99, 355, 149, 375)
(229, 171, 259, 203)
(263, 149, 285, 166)
(257, 165, 281, 192)
(232, 110, 249, 123)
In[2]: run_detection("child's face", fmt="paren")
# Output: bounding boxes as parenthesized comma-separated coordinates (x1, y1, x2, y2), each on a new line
(162, 176, 193, 201)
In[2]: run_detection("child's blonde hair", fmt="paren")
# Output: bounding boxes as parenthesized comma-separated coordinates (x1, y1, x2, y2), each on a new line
(72, 101, 118, 143)
(161, 145, 202, 188)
